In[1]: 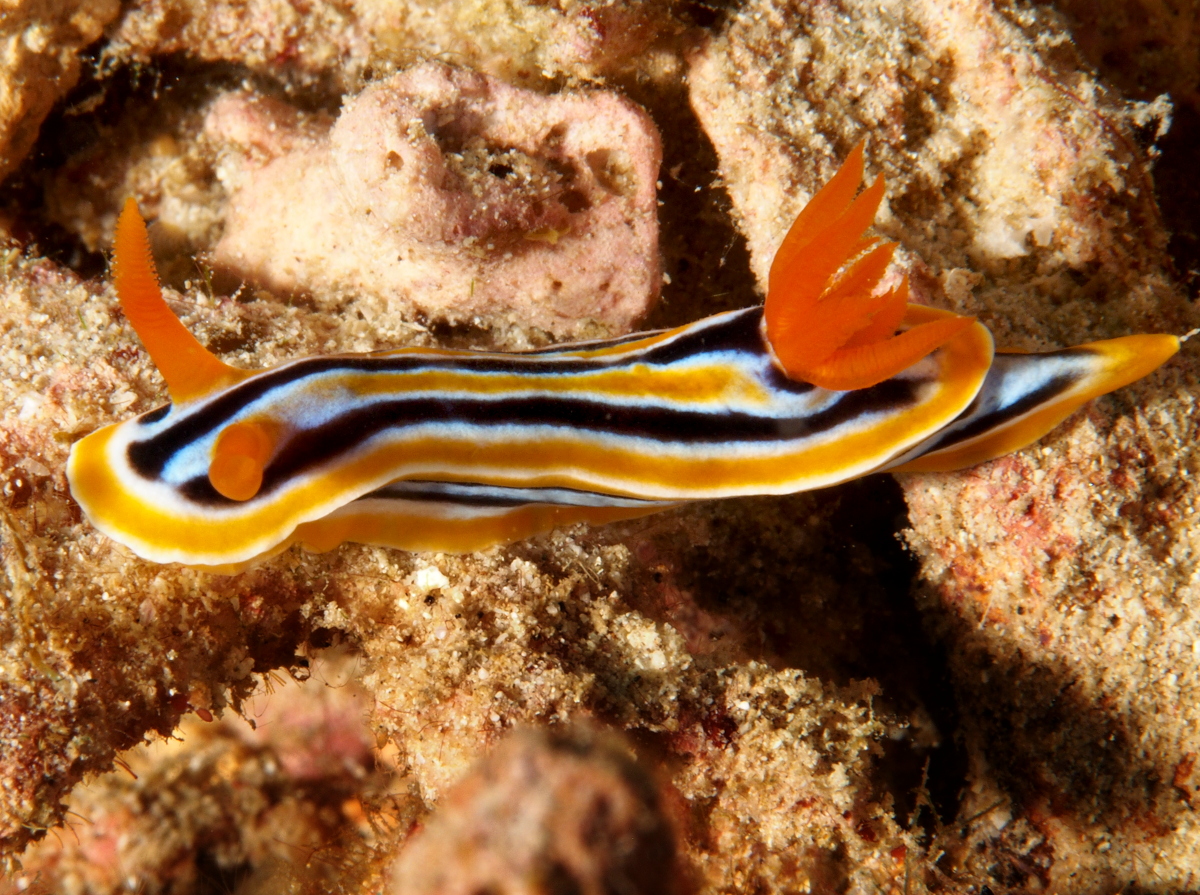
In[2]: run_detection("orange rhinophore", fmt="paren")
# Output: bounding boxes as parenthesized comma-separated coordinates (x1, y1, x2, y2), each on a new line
(208, 420, 279, 501)
(113, 198, 246, 404)
(764, 142, 975, 390)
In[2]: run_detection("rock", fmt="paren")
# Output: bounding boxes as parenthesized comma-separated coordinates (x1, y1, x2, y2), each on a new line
(105, 0, 681, 91)
(0, 662, 406, 893)
(207, 62, 662, 338)
(388, 725, 680, 895)
(0, 0, 121, 184)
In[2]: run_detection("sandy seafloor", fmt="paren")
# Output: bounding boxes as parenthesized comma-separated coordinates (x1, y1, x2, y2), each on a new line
(2, 1, 1200, 892)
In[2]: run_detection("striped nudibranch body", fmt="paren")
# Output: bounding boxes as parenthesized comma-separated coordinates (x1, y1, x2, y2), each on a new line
(67, 304, 993, 567)
(66, 145, 1182, 571)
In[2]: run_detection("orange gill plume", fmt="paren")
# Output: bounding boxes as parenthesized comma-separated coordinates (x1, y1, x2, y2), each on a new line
(764, 142, 975, 391)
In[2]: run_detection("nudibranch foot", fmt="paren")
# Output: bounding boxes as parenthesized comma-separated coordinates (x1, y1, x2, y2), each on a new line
(293, 481, 678, 558)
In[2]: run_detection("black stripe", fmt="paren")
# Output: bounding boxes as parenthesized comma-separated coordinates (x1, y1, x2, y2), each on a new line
(361, 480, 669, 508)
(514, 308, 765, 362)
(916, 358, 1084, 452)
(368, 483, 554, 509)
(128, 308, 778, 478)
(140, 404, 171, 424)
(516, 327, 671, 354)
(173, 379, 920, 506)
(630, 308, 771, 367)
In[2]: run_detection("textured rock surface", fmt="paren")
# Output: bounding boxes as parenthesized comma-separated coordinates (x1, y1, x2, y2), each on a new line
(0, 0, 121, 183)
(388, 726, 680, 895)
(688, 0, 1186, 347)
(208, 63, 662, 339)
(1052, 0, 1200, 302)
(689, 0, 1200, 889)
(0, 0, 1198, 891)
(338, 535, 905, 893)
(105, 0, 682, 90)
(0, 657, 411, 894)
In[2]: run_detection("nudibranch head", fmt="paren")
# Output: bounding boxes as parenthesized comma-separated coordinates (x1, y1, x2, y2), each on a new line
(66, 400, 300, 567)
(67, 201, 321, 565)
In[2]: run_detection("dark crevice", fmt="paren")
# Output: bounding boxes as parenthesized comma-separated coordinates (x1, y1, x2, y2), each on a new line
(0, 50, 336, 281)
(613, 75, 760, 331)
(823, 479, 967, 832)
(678, 0, 744, 32)
(194, 850, 253, 895)
(1154, 102, 1200, 299)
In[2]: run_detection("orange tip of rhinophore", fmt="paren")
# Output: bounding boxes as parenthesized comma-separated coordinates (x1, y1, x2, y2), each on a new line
(114, 198, 246, 405)
(763, 144, 975, 389)
(209, 420, 277, 501)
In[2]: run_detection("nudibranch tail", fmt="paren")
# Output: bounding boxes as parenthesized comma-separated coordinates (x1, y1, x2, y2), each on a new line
(888, 332, 1181, 473)
(114, 199, 247, 404)
(763, 144, 976, 390)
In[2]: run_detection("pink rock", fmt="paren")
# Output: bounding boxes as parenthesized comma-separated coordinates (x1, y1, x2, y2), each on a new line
(207, 63, 663, 338)
(387, 726, 681, 895)
(204, 90, 329, 161)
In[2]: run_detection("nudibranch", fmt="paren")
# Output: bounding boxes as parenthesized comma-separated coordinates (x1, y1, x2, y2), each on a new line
(67, 144, 1180, 572)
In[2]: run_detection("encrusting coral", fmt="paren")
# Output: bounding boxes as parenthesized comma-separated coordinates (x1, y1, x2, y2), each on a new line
(206, 62, 663, 339)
